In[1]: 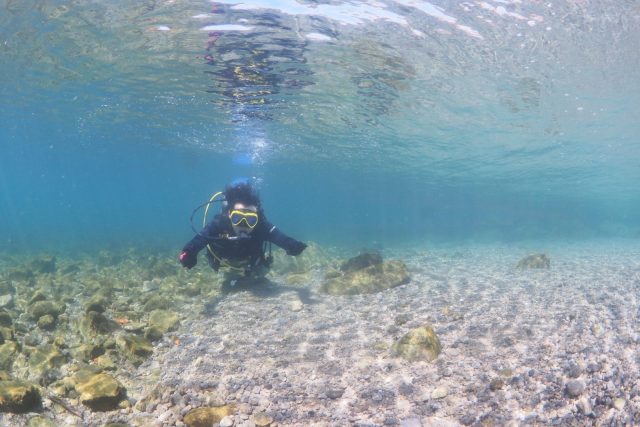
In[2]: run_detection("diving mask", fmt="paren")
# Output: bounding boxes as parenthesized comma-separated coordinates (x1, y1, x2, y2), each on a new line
(229, 210, 259, 229)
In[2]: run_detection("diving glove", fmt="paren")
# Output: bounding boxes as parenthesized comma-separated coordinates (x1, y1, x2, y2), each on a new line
(179, 250, 197, 269)
(286, 241, 307, 256)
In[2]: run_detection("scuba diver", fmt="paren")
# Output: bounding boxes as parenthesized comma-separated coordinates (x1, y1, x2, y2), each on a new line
(179, 180, 307, 289)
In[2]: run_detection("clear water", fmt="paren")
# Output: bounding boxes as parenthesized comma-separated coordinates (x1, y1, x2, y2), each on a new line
(1, 0, 640, 253)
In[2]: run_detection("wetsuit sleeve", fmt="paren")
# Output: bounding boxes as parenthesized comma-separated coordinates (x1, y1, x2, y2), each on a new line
(263, 221, 306, 254)
(182, 217, 222, 255)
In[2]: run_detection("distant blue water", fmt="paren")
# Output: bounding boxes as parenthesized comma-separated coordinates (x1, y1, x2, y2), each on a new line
(1, 0, 639, 254)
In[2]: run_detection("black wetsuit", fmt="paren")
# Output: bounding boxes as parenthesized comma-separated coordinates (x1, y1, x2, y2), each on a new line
(182, 213, 303, 274)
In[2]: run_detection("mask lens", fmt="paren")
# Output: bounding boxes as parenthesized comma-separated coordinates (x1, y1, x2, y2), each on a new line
(230, 211, 258, 228)
(245, 215, 258, 227)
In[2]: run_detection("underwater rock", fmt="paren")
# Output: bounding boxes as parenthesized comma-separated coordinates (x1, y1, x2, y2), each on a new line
(29, 300, 65, 320)
(0, 294, 14, 309)
(27, 416, 57, 427)
(143, 295, 172, 311)
(0, 327, 14, 344)
(92, 354, 117, 371)
(81, 311, 119, 337)
(148, 309, 179, 334)
(73, 369, 126, 411)
(183, 405, 235, 427)
(84, 295, 108, 313)
(0, 379, 41, 413)
(565, 379, 585, 398)
(71, 342, 106, 363)
(321, 259, 410, 295)
(431, 386, 448, 399)
(29, 291, 47, 305)
(393, 325, 442, 362)
(116, 334, 153, 366)
(0, 342, 19, 371)
(0, 310, 13, 327)
(516, 253, 550, 269)
(36, 314, 56, 330)
(0, 280, 15, 295)
(144, 326, 164, 342)
(253, 411, 274, 426)
(284, 272, 312, 286)
(340, 252, 383, 272)
(27, 344, 67, 383)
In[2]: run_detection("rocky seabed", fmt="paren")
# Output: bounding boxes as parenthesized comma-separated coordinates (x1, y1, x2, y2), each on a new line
(2, 243, 640, 426)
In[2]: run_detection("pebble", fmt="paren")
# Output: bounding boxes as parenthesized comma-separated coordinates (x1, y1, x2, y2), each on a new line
(252, 411, 273, 426)
(289, 300, 303, 312)
(326, 388, 345, 399)
(220, 415, 235, 426)
(566, 380, 585, 398)
(431, 386, 448, 399)
(613, 398, 625, 410)
(400, 418, 422, 427)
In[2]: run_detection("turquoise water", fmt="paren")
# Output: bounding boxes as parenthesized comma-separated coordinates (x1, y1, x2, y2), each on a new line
(1, 0, 639, 253)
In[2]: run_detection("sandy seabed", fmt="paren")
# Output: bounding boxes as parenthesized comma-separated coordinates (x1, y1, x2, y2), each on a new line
(3, 241, 640, 426)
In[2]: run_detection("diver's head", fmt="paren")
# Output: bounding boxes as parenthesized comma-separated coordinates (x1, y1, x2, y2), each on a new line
(228, 202, 259, 236)
(224, 181, 262, 236)
(224, 181, 261, 210)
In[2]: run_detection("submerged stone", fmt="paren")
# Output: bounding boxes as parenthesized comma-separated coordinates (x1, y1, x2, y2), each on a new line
(27, 416, 57, 427)
(253, 411, 274, 426)
(340, 252, 383, 272)
(81, 311, 118, 337)
(516, 253, 550, 269)
(37, 314, 56, 330)
(183, 406, 235, 427)
(85, 296, 108, 313)
(321, 260, 410, 295)
(29, 301, 65, 320)
(148, 309, 179, 334)
(0, 310, 13, 327)
(0, 280, 15, 295)
(143, 295, 171, 311)
(74, 371, 126, 411)
(0, 342, 19, 371)
(393, 325, 442, 362)
(0, 379, 41, 413)
(0, 294, 14, 309)
(144, 326, 164, 342)
(116, 334, 153, 366)
(27, 344, 67, 383)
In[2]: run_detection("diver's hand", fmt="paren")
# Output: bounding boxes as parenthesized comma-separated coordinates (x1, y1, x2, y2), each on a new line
(286, 241, 307, 256)
(179, 251, 197, 269)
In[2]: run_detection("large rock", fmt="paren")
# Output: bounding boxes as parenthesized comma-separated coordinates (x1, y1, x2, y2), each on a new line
(27, 344, 67, 383)
(0, 379, 41, 413)
(73, 369, 126, 411)
(148, 310, 180, 334)
(393, 325, 442, 362)
(340, 252, 383, 272)
(516, 253, 550, 269)
(321, 257, 410, 295)
(184, 406, 235, 427)
(0, 310, 13, 327)
(29, 301, 65, 320)
(0, 342, 18, 371)
(80, 311, 118, 338)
